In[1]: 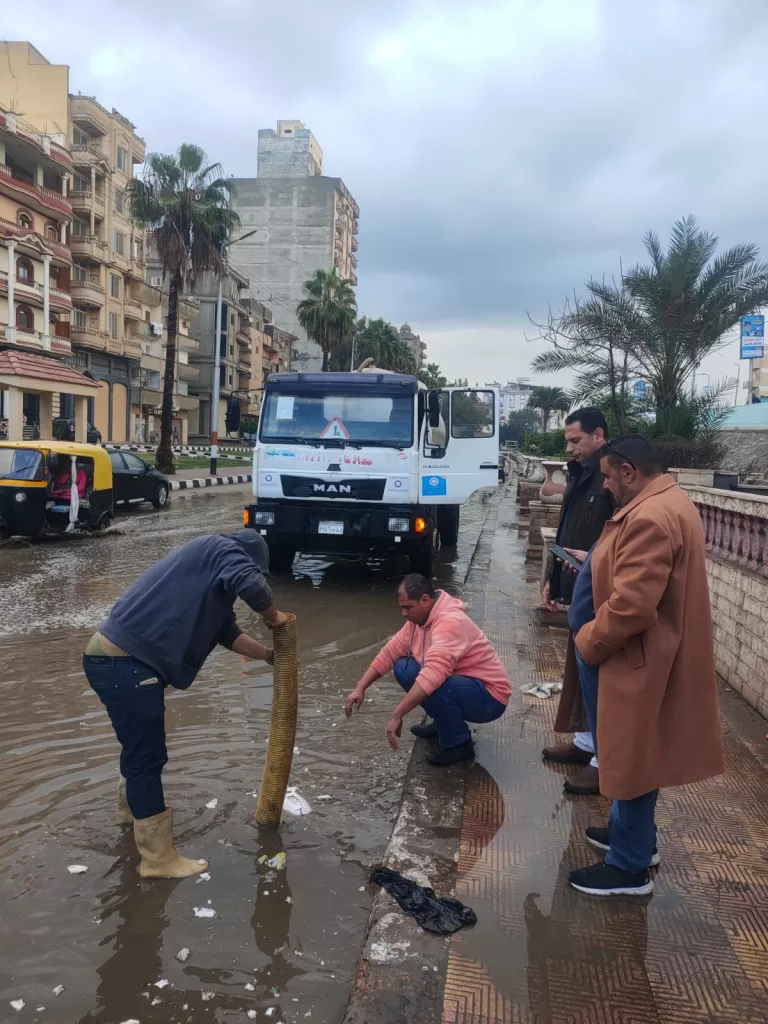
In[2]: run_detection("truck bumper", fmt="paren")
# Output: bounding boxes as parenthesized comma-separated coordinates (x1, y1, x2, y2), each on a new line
(244, 500, 434, 560)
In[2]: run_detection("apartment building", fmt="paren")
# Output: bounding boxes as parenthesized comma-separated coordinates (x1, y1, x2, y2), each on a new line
(398, 322, 427, 370)
(230, 120, 359, 372)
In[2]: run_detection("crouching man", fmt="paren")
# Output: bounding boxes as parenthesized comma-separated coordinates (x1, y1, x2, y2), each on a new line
(345, 574, 510, 765)
(84, 529, 287, 879)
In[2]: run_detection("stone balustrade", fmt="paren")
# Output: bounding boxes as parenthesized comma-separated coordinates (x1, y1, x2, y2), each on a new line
(684, 486, 768, 719)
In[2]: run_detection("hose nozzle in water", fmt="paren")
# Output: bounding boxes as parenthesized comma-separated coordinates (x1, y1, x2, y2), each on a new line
(255, 612, 298, 827)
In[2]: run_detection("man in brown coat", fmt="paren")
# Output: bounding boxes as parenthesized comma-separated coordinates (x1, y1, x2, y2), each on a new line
(568, 435, 724, 897)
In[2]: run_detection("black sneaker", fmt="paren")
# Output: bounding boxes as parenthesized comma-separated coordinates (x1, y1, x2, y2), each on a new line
(411, 721, 438, 739)
(569, 862, 654, 896)
(585, 827, 660, 867)
(426, 738, 475, 766)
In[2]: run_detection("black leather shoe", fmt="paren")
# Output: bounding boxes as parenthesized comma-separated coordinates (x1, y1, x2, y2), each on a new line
(426, 738, 475, 766)
(411, 721, 438, 739)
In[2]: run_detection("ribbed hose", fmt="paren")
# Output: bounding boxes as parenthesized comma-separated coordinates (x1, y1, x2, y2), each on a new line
(255, 613, 298, 826)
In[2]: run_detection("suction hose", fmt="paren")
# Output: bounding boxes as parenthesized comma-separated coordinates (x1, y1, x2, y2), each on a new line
(255, 612, 298, 826)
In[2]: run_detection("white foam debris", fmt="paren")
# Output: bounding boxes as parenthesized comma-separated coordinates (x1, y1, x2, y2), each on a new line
(193, 906, 215, 918)
(317, 795, 331, 801)
(196, 872, 211, 883)
(247, 1013, 257, 1020)
(265, 1009, 275, 1018)
(53, 986, 65, 996)
(67, 864, 88, 874)
(151, 997, 162, 1006)
(10, 1001, 25, 1012)
(154, 979, 169, 989)
(175, 947, 190, 962)
(205, 798, 218, 809)
(201, 991, 215, 1001)
(245, 983, 254, 991)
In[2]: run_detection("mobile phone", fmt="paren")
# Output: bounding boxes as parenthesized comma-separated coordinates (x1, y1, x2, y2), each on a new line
(549, 544, 584, 571)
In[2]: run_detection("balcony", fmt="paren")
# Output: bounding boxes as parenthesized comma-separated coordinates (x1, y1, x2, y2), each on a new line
(107, 338, 124, 356)
(71, 324, 107, 350)
(124, 336, 143, 359)
(50, 335, 72, 356)
(349, 272, 358, 286)
(178, 362, 199, 380)
(70, 96, 109, 137)
(351, 236, 358, 252)
(351, 254, 358, 268)
(70, 144, 107, 169)
(71, 279, 105, 308)
(0, 324, 62, 354)
(123, 297, 143, 320)
(110, 245, 130, 271)
(49, 284, 73, 311)
(69, 190, 105, 215)
(0, 218, 72, 265)
(70, 234, 108, 262)
(0, 163, 72, 219)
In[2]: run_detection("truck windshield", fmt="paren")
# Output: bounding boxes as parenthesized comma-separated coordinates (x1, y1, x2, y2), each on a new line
(0, 449, 44, 481)
(260, 391, 414, 448)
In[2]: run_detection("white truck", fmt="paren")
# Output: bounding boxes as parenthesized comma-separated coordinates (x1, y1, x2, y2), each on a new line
(244, 369, 500, 575)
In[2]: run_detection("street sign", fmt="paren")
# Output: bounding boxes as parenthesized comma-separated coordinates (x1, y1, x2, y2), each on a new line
(634, 380, 647, 398)
(740, 315, 765, 359)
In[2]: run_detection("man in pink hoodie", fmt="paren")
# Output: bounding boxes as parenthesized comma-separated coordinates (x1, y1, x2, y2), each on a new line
(345, 574, 511, 765)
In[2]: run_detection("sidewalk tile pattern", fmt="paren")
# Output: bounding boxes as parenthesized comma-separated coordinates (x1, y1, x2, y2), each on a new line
(441, 488, 768, 1024)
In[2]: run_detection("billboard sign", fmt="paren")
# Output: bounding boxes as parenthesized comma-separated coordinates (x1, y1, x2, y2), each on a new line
(740, 315, 765, 359)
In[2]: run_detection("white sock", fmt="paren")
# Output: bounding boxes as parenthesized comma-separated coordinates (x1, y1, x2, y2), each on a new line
(574, 731, 594, 754)
(590, 756, 598, 769)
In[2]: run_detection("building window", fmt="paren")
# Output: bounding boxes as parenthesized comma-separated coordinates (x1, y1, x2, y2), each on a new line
(73, 308, 87, 328)
(114, 231, 126, 256)
(110, 274, 121, 299)
(16, 305, 35, 332)
(73, 127, 89, 147)
(117, 146, 129, 173)
(114, 188, 125, 214)
(73, 263, 87, 283)
(72, 217, 88, 237)
(109, 311, 120, 339)
(45, 223, 59, 242)
(17, 210, 34, 230)
(73, 172, 89, 192)
(16, 257, 34, 283)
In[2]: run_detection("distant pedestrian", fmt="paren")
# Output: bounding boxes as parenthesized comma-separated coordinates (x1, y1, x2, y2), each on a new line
(345, 574, 510, 765)
(541, 407, 615, 794)
(569, 435, 724, 897)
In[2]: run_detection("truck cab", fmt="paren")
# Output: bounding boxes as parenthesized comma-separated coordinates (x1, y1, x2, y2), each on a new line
(244, 370, 499, 575)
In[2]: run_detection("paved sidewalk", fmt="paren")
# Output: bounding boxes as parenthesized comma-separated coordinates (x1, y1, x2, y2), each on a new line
(347, 481, 768, 1024)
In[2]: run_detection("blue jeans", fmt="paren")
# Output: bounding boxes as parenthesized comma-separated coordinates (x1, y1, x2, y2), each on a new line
(575, 648, 599, 756)
(393, 656, 506, 747)
(606, 790, 659, 873)
(83, 655, 168, 819)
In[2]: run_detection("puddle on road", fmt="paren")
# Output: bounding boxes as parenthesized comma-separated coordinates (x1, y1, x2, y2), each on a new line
(0, 487, 490, 1023)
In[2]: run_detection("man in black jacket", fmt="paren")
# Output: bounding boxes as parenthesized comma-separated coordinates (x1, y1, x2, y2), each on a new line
(541, 407, 615, 794)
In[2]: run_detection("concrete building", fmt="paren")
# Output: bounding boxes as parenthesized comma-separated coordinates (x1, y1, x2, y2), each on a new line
(257, 120, 323, 178)
(398, 322, 426, 369)
(493, 380, 535, 422)
(230, 120, 358, 372)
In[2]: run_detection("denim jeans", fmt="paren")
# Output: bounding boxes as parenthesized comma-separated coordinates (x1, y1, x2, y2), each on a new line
(575, 648, 599, 757)
(393, 656, 506, 748)
(606, 789, 659, 873)
(83, 654, 168, 819)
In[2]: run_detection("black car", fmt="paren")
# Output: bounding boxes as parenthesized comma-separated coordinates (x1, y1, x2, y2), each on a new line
(52, 417, 102, 445)
(109, 451, 170, 508)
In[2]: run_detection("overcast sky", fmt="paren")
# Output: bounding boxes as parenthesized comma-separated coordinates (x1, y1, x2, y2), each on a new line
(6, 0, 768, 393)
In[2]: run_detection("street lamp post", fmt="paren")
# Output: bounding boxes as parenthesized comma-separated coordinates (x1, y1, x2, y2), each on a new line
(734, 362, 741, 407)
(210, 228, 260, 476)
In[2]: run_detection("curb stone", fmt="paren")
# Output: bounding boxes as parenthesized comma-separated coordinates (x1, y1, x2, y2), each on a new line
(169, 474, 252, 491)
(341, 483, 507, 1024)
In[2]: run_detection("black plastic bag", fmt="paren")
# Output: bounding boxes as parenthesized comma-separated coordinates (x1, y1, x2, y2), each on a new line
(370, 866, 476, 935)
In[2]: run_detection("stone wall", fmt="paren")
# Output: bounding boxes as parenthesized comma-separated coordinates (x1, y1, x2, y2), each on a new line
(684, 486, 768, 719)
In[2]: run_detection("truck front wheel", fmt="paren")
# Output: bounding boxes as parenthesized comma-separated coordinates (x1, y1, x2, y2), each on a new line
(267, 542, 296, 573)
(437, 505, 460, 547)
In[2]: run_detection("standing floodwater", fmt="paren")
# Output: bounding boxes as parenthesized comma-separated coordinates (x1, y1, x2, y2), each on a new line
(0, 485, 490, 1023)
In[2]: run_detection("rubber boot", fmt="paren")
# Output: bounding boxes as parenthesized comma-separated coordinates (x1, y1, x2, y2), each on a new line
(133, 808, 209, 879)
(117, 776, 133, 826)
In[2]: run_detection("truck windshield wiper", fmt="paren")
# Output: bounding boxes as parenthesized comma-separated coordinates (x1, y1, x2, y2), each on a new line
(263, 436, 321, 448)
(320, 439, 363, 450)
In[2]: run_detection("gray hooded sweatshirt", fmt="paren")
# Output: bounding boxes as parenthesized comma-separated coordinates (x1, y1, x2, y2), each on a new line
(99, 529, 273, 689)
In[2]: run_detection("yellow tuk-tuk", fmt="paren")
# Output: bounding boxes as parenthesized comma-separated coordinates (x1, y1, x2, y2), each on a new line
(0, 441, 114, 539)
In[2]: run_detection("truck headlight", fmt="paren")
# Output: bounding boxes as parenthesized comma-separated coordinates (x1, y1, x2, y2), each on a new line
(253, 510, 275, 525)
(14, 492, 27, 503)
(388, 516, 409, 533)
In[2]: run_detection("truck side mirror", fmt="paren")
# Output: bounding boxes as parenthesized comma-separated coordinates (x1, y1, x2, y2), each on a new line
(428, 391, 441, 428)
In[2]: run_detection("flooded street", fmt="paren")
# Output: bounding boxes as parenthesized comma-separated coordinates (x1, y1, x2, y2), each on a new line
(0, 486, 491, 1024)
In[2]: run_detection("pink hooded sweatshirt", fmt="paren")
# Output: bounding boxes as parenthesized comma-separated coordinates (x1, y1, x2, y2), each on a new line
(371, 591, 511, 705)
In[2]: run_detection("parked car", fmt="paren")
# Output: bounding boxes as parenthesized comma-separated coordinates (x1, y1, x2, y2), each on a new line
(108, 451, 169, 508)
(52, 417, 102, 445)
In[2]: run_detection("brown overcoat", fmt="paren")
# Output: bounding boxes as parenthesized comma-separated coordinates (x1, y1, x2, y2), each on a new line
(574, 475, 724, 800)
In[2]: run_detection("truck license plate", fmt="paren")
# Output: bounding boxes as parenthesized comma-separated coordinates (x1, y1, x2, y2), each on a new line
(318, 521, 344, 535)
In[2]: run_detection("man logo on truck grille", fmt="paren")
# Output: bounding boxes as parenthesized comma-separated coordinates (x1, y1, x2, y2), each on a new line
(314, 483, 351, 494)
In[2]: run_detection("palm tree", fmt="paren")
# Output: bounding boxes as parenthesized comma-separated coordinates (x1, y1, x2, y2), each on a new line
(531, 217, 768, 417)
(418, 363, 447, 389)
(128, 144, 239, 474)
(526, 385, 570, 432)
(296, 268, 357, 371)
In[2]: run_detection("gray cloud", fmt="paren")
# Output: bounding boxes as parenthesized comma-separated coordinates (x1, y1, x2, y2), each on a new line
(4, 0, 768, 382)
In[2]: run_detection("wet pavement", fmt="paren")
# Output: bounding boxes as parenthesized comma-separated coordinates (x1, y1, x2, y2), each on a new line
(0, 486, 492, 1023)
(440, 484, 768, 1024)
